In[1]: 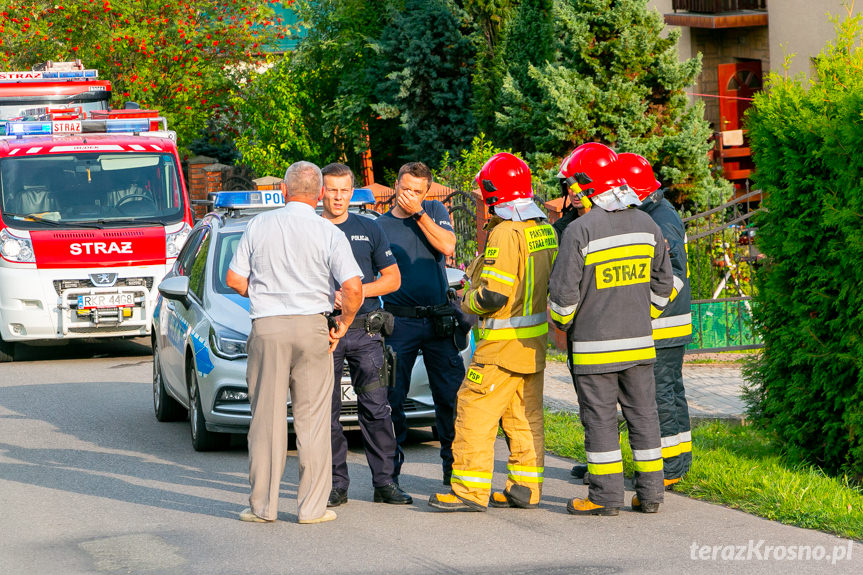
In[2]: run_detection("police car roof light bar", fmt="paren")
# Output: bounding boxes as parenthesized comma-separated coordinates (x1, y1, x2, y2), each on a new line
(350, 188, 375, 206)
(213, 191, 261, 209)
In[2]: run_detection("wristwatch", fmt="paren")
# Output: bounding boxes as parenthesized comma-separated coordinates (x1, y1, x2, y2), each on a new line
(411, 208, 426, 221)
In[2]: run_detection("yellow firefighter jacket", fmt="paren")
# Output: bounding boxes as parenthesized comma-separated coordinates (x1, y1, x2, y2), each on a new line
(462, 218, 558, 374)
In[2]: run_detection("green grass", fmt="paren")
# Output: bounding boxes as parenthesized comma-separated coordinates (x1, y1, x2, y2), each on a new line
(544, 411, 863, 540)
(546, 343, 568, 363)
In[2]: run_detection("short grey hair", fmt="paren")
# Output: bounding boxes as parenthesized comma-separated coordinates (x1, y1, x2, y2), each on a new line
(283, 161, 323, 198)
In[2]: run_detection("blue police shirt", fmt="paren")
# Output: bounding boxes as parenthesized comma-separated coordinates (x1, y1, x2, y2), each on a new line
(335, 213, 397, 314)
(378, 200, 453, 308)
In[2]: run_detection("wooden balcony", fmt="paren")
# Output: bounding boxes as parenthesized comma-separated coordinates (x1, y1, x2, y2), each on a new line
(666, 0, 767, 29)
(672, 0, 766, 13)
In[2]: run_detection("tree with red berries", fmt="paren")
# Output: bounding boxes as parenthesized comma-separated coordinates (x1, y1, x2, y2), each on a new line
(0, 1, 288, 150)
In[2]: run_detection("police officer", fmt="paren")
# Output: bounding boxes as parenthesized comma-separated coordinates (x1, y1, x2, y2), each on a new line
(549, 143, 673, 516)
(429, 153, 557, 511)
(377, 162, 465, 486)
(320, 163, 412, 506)
(619, 153, 693, 488)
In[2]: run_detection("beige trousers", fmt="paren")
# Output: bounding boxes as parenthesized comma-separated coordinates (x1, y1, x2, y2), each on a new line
(246, 314, 333, 521)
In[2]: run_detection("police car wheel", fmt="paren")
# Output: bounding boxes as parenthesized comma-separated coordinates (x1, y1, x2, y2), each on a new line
(0, 336, 15, 363)
(152, 337, 185, 422)
(187, 360, 230, 451)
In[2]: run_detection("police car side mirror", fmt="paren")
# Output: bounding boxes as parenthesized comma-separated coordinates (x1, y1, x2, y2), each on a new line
(158, 275, 190, 301)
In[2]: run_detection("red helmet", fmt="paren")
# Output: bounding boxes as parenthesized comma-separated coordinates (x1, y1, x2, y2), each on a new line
(618, 153, 661, 201)
(557, 142, 625, 198)
(475, 152, 533, 206)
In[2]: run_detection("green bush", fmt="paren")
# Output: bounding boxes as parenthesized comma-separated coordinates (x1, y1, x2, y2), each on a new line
(434, 134, 509, 266)
(744, 13, 863, 477)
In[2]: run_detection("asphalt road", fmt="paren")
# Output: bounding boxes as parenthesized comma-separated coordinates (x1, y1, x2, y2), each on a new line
(0, 340, 860, 575)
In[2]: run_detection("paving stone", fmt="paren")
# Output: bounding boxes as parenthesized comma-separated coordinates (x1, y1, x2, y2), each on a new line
(543, 360, 746, 421)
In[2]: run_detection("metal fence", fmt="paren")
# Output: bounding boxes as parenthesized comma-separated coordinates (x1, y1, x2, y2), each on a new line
(684, 188, 763, 352)
(373, 185, 479, 269)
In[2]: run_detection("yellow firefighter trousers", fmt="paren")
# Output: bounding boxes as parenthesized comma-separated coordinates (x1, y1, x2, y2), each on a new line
(450, 363, 544, 507)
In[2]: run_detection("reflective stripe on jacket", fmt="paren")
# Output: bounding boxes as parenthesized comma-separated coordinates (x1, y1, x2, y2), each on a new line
(639, 190, 693, 348)
(463, 218, 558, 374)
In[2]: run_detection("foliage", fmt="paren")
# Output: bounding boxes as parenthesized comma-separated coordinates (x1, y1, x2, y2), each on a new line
(434, 133, 508, 265)
(544, 413, 863, 539)
(372, 0, 477, 168)
(744, 11, 863, 476)
(459, 0, 517, 136)
(232, 54, 325, 176)
(434, 132, 507, 192)
(493, 0, 730, 206)
(288, 0, 402, 177)
(0, 0, 285, 152)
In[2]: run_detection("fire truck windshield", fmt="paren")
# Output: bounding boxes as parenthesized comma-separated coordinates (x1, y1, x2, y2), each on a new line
(0, 152, 185, 229)
(0, 98, 108, 124)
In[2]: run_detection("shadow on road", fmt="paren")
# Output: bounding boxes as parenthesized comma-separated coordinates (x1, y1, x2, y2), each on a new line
(10, 337, 152, 362)
(0, 372, 452, 521)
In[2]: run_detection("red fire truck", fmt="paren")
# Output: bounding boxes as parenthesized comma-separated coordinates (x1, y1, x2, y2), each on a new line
(0, 102, 193, 361)
(0, 60, 111, 134)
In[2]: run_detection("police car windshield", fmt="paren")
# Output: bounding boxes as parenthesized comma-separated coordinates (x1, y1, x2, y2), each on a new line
(212, 231, 244, 294)
(0, 152, 185, 229)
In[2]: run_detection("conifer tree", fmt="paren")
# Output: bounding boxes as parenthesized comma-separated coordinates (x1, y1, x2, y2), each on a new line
(373, 0, 477, 168)
(495, 0, 729, 205)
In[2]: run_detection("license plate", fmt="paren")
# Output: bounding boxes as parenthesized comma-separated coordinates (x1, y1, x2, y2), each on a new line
(77, 293, 135, 309)
(341, 382, 357, 403)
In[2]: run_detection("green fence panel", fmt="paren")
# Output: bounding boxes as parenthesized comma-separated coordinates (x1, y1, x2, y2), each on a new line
(687, 299, 760, 351)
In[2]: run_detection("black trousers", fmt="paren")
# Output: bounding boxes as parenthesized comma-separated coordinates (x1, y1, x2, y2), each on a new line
(387, 316, 465, 482)
(331, 328, 397, 489)
(655, 346, 692, 479)
(573, 364, 664, 507)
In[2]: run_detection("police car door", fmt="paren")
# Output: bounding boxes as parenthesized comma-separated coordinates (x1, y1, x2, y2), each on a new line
(175, 229, 213, 398)
(159, 227, 207, 396)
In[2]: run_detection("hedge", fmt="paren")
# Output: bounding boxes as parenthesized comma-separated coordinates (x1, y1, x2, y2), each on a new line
(743, 14, 863, 477)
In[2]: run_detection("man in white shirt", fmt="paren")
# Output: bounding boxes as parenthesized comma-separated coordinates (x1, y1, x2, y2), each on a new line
(227, 161, 363, 524)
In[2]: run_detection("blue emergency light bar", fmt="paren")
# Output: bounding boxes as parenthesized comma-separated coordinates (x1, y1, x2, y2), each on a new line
(350, 188, 375, 205)
(0, 69, 98, 81)
(4, 121, 52, 136)
(41, 70, 98, 79)
(4, 117, 165, 137)
(212, 191, 285, 210)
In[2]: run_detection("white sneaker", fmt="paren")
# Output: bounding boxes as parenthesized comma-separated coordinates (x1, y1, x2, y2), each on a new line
(298, 510, 337, 524)
(239, 507, 273, 523)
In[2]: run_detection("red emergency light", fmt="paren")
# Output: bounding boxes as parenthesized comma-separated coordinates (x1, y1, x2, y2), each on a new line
(89, 109, 160, 120)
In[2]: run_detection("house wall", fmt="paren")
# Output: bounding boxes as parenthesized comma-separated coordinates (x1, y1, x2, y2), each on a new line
(768, 0, 861, 77)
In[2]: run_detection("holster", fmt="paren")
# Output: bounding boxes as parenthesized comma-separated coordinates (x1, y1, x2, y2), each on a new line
(381, 341, 397, 389)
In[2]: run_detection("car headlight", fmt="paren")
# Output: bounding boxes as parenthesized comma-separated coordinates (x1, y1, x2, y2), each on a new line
(0, 229, 35, 263)
(209, 323, 248, 360)
(165, 223, 191, 258)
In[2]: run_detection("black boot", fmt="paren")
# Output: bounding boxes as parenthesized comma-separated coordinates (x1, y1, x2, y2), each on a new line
(327, 487, 348, 507)
(373, 483, 413, 504)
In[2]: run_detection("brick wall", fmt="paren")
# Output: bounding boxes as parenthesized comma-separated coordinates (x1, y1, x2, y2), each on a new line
(691, 26, 770, 129)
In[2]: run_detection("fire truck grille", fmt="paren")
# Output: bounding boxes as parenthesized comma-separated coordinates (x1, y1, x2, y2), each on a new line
(53, 277, 154, 296)
(67, 324, 144, 334)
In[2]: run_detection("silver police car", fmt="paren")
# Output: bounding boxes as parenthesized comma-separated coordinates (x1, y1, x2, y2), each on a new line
(151, 190, 473, 451)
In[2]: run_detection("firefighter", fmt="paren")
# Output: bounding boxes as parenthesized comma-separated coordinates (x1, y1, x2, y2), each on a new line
(619, 153, 693, 488)
(549, 143, 673, 516)
(429, 153, 557, 511)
